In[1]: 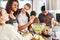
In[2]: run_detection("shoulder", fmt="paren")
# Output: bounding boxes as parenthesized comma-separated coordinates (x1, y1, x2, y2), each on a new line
(48, 12, 53, 15)
(26, 12, 29, 15)
(48, 12, 53, 16)
(0, 24, 15, 33)
(26, 12, 30, 17)
(5, 24, 13, 28)
(38, 13, 42, 17)
(39, 13, 42, 15)
(5, 24, 16, 30)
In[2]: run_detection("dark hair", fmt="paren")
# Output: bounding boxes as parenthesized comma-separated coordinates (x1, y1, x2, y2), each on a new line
(41, 6, 45, 11)
(25, 3, 31, 9)
(0, 7, 2, 16)
(30, 11, 36, 16)
(6, 0, 19, 14)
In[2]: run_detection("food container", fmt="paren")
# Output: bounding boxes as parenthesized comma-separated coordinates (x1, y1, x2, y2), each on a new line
(31, 23, 45, 31)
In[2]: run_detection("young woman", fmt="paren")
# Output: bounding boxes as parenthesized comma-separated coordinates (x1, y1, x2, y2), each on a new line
(6, 0, 19, 31)
(0, 7, 23, 40)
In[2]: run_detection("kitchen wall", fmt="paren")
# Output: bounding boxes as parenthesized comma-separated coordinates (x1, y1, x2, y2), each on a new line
(33, 0, 46, 17)
(46, 0, 60, 10)
(57, 0, 60, 10)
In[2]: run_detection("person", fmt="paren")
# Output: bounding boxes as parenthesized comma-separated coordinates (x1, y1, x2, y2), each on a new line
(28, 11, 40, 33)
(0, 7, 23, 40)
(38, 5, 54, 28)
(38, 5, 54, 40)
(30, 11, 40, 24)
(6, 0, 19, 31)
(16, 3, 35, 34)
(38, 5, 58, 40)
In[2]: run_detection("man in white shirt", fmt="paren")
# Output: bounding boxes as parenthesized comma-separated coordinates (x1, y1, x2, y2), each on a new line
(16, 3, 35, 34)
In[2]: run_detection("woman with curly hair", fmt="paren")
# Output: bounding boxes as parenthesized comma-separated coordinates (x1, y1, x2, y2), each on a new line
(6, 0, 19, 31)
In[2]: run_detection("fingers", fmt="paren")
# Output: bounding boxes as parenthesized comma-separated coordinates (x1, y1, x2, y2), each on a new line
(30, 16, 35, 23)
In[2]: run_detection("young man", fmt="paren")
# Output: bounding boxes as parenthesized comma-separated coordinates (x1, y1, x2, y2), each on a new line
(38, 5, 58, 40)
(16, 3, 35, 34)
(38, 6, 53, 28)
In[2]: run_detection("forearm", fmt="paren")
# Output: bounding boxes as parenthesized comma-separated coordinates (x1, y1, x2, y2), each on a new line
(18, 16, 35, 31)
(18, 21, 31, 31)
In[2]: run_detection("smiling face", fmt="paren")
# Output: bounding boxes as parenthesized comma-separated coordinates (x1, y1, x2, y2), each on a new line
(11, 1, 18, 12)
(22, 5, 30, 13)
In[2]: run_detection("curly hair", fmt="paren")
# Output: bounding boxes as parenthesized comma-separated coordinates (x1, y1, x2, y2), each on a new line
(6, 0, 19, 14)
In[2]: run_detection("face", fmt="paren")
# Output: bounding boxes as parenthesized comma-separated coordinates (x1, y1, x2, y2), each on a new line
(42, 10, 47, 15)
(11, 1, 18, 12)
(1, 9, 9, 21)
(30, 15, 35, 19)
(23, 5, 30, 13)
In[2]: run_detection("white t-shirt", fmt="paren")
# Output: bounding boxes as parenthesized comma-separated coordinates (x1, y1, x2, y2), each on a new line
(0, 24, 23, 40)
(17, 13, 28, 32)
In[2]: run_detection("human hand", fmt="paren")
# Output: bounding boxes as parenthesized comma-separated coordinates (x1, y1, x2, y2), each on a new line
(30, 16, 35, 23)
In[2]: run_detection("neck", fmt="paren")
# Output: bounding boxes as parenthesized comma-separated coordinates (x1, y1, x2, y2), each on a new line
(9, 10, 14, 16)
(21, 9, 25, 14)
(10, 10, 14, 15)
(9, 10, 16, 19)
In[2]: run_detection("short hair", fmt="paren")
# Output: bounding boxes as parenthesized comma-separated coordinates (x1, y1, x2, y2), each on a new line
(30, 11, 36, 16)
(25, 3, 31, 9)
(41, 6, 45, 11)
